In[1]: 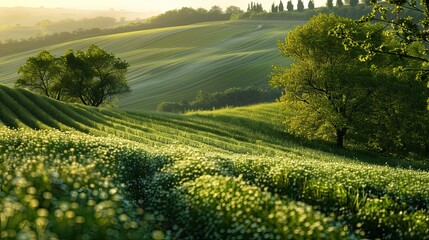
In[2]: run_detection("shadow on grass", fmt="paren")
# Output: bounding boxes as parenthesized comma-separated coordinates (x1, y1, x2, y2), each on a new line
(181, 113, 429, 171)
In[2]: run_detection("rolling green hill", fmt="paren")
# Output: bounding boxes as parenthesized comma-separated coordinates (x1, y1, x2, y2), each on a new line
(0, 20, 301, 111)
(0, 84, 428, 239)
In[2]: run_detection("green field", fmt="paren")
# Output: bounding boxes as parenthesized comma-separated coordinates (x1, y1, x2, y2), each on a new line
(0, 85, 428, 239)
(0, 20, 301, 111)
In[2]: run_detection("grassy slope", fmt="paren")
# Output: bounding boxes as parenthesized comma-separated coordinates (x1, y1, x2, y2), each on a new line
(0, 20, 301, 111)
(0, 84, 426, 168)
(1, 85, 428, 239)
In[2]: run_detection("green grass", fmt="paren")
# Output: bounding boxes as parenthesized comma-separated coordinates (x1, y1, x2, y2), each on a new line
(0, 20, 300, 111)
(0, 85, 428, 239)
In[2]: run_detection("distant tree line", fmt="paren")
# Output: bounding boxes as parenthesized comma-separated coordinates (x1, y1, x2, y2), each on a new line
(0, 3, 385, 57)
(16, 45, 130, 107)
(0, 6, 243, 57)
(232, 4, 372, 20)
(157, 87, 280, 113)
(37, 16, 118, 35)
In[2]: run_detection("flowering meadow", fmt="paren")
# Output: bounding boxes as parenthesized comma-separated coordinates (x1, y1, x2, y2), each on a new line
(0, 86, 428, 239)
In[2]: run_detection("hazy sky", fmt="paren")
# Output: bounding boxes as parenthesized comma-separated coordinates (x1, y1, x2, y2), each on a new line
(0, 0, 325, 12)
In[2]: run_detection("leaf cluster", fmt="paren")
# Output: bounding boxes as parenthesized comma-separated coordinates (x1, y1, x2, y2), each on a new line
(270, 13, 429, 152)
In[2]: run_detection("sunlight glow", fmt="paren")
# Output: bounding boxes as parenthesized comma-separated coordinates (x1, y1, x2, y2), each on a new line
(0, 0, 325, 12)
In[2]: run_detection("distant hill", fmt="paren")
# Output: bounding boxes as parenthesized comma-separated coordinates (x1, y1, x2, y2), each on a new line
(0, 7, 156, 26)
(0, 20, 302, 111)
(0, 7, 157, 41)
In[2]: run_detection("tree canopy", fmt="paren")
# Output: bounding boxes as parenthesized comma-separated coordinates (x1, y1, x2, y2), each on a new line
(271, 13, 429, 153)
(287, 1, 294, 11)
(297, 0, 305, 11)
(270, 14, 383, 147)
(16, 50, 63, 100)
(308, 0, 315, 10)
(334, 0, 429, 80)
(16, 45, 130, 107)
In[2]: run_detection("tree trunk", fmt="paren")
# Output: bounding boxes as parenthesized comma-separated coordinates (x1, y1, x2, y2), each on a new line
(336, 128, 347, 148)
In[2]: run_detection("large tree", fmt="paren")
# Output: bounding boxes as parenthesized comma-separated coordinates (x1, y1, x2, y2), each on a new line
(16, 50, 64, 100)
(270, 14, 385, 147)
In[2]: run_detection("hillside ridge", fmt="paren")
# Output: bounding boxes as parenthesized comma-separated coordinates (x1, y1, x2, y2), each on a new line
(0, 20, 303, 111)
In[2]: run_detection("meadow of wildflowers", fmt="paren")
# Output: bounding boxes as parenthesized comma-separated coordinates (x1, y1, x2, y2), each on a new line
(0, 86, 428, 239)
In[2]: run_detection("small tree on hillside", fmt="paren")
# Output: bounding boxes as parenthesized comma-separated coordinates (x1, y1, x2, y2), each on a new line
(308, 0, 315, 9)
(336, 0, 344, 8)
(209, 6, 223, 14)
(297, 0, 305, 11)
(271, 3, 279, 12)
(287, 1, 294, 11)
(327, 0, 334, 9)
(226, 6, 243, 16)
(248, 2, 264, 12)
(349, 0, 358, 7)
(279, 1, 285, 12)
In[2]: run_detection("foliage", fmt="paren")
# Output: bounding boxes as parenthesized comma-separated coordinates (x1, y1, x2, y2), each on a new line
(279, 1, 285, 12)
(353, 71, 429, 154)
(349, 0, 359, 7)
(297, 0, 305, 11)
(146, 6, 230, 27)
(16, 50, 63, 101)
(287, 1, 294, 11)
(36, 17, 118, 35)
(156, 87, 281, 113)
(232, 5, 372, 20)
(66, 45, 130, 107)
(270, 14, 385, 147)
(225, 6, 244, 15)
(269, 13, 429, 152)
(337, 0, 344, 8)
(247, 2, 264, 12)
(16, 45, 130, 107)
(271, 3, 279, 13)
(308, 0, 315, 9)
(327, 0, 334, 9)
(334, 0, 429, 81)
